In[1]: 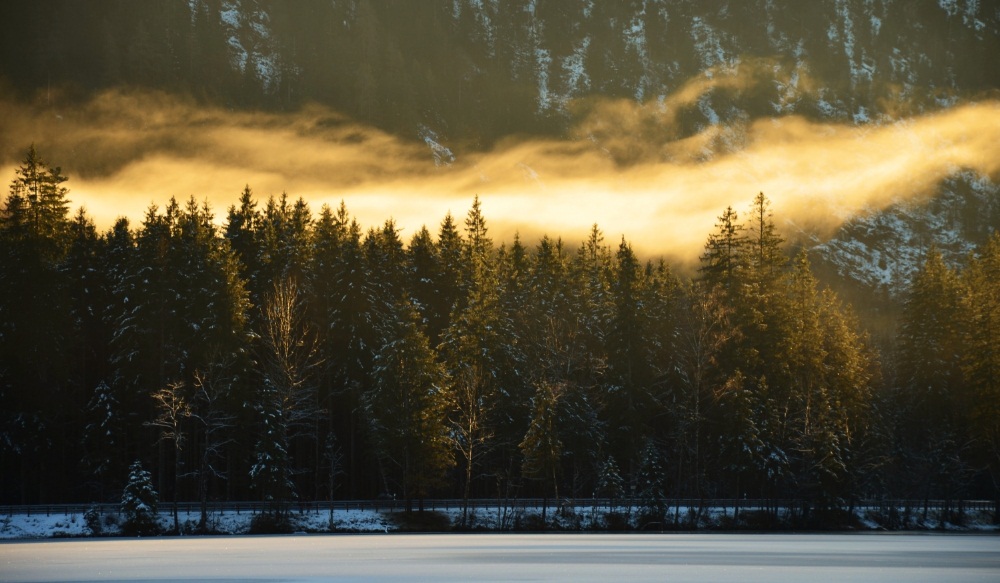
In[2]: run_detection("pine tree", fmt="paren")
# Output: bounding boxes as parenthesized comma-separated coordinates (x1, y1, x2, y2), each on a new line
(173, 197, 250, 380)
(110, 201, 180, 414)
(745, 193, 785, 283)
(82, 381, 121, 501)
(742, 192, 788, 384)
(605, 238, 655, 471)
(673, 284, 735, 500)
(0, 145, 74, 503)
(440, 197, 516, 524)
(406, 225, 440, 330)
(321, 204, 377, 497)
(363, 219, 406, 316)
(635, 439, 667, 528)
(699, 205, 746, 295)
(525, 234, 605, 497)
(897, 247, 967, 502)
(306, 203, 351, 495)
(713, 370, 771, 519)
(364, 296, 453, 511)
(433, 212, 464, 330)
(520, 379, 564, 515)
(121, 460, 160, 536)
(258, 193, 312, 294)
(816, 289, 877, 506)
(782, 252, 831, 500)
(5, 144, 71, 259)
(596, 455, 625, 506)
(960, 233, 1000, 503)
(64, 208, 107, 397)
(224, 185, 261, 298)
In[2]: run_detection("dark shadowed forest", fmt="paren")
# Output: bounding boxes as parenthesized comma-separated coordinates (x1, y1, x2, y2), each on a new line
(2, 146, 998, 526)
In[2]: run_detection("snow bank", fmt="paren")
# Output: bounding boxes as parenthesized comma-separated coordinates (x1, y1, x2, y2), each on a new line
(1, 503, 996, 539)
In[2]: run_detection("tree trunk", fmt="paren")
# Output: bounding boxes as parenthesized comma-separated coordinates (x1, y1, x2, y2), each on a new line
(173, 442, 181, 533)
(734, 475, 741, 523)
(462, 447, 473, 527)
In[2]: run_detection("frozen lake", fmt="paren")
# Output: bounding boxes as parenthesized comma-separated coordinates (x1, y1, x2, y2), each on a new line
(3, 532, 999, 582)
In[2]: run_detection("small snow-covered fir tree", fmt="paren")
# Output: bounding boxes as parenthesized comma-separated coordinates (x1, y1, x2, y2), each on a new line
(635, 440, 667, 528)
(596, 455, 624, 507)
(121, 460, 159, 536)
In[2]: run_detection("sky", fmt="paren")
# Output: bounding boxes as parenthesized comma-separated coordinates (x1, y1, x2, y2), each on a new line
(2, 86, 999, 263)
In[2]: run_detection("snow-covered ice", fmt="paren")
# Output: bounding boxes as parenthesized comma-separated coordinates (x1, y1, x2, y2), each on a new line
(3, 532, 999, 582)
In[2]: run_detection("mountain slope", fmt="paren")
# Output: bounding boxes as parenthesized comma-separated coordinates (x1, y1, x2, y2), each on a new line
(1, 0, 997, 311)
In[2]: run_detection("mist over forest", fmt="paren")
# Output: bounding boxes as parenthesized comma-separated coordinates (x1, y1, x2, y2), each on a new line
(1, 1, 998, 526)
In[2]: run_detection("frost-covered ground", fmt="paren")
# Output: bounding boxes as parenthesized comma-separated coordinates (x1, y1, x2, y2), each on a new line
(3, 532, 999, 583)
(1, 503, 996, 539)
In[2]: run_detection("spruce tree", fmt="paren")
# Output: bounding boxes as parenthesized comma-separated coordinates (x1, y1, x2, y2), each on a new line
(364, 296, 453, 511)
(5, 144, 71, 259)
(605, 238, 655, 472)
(121, 460, 160, 536)
(433, 212, 464, 333)
(0, 145, 74, 503)
(635, 439, 667, 528)
(520, 380, 564, 513)
(440, 197, 519, 523)
(405, 225, 441, 332)
(960, 234, 1000, 504)
(699, 205, 746, 295)
(897, 247, 967, 502)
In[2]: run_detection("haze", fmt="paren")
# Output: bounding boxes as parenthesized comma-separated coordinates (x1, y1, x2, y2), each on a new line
(2, 86, 998, 260)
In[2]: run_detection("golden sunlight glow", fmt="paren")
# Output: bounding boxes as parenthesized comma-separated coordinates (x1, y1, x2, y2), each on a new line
(2, 88, 998, 262)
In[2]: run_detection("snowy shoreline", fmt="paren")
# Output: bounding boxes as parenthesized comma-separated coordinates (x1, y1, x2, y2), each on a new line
(3, 503, 997, 539)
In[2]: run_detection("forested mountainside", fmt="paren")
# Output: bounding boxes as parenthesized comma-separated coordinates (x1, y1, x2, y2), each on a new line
(2, 0, 998, 141)
(1, 148, 998, 519)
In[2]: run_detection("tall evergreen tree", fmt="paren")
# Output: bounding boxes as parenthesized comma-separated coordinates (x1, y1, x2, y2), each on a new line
(4, 145, 71, 259)
(520, 379, 564, 513)
(605, 238, 656, 473)
(896, 247, 968, 502)
(440, 197, 518, 522)
(699, 206, 747, 295)
(0, 146, 74, 503)
(960, 233, 1000, 503)
(364, 296, 453, 510)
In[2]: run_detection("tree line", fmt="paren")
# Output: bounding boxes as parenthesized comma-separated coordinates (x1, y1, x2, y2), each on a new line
(1, 147, 997, 528)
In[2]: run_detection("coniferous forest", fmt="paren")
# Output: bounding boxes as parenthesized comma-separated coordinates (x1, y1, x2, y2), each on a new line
(1, 146, 998, 523)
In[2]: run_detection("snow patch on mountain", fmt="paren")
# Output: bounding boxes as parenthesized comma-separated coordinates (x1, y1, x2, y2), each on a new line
(690, 17, 729, 70)
(221, 0, 278, 90)
(419, 126, 456, 167)
(535, 45, 554, 113)
(623, 7, 651, 101)
(561, 37, 592, 97)
(812, 171, 1000, 294)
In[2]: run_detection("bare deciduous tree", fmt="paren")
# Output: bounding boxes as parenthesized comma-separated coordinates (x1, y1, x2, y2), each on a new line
(250, 277, 323, 516)
(148, 380, 189, 533)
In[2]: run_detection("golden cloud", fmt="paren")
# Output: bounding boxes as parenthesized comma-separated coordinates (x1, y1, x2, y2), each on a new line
(2, 86, 998, 263)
